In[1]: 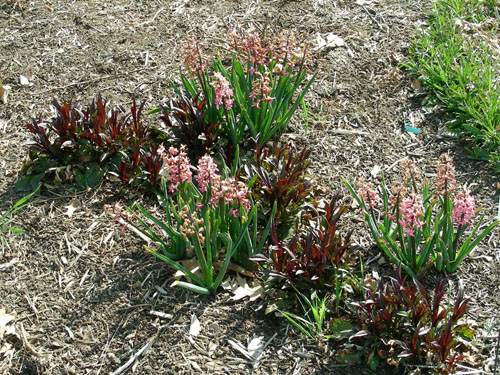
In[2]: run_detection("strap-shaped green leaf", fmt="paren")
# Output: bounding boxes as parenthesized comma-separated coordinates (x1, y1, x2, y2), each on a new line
(146, 246, 205, 286)
(170, 280, 211, 295)
(452, 219, 499, 273)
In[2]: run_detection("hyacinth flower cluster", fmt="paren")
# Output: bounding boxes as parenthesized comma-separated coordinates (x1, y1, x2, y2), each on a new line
(153, 27, 316, 150)
(129, 145, 270, 295)
(156, 145, 249, 215)
(158, 144, 192, 193)
(344, 155, 499, 277)
(211, 73, 234, 110)
(223, 28, 316, 147)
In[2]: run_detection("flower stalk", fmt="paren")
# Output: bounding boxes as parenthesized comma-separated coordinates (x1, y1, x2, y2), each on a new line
(128, 149, 273, 294)
(344, 156, 499, 277)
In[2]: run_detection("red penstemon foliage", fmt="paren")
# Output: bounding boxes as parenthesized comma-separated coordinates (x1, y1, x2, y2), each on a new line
(116, 150, 140, 185)
(23, 95, 165, 190)
(50, 99, 79, 139)
(117, 160, 132, 184)
(79, 96, 149, 152)
(79, 96, 109, 149)
(106, 110, 125, 141)
(140, 146, 163, 186)
(26, 105, 85, 164)
(254, 194, 352, 291)
(351, 269, 469, 372)
(128, 99, 149, 146)
(160, 94, 220, 159)
(252, 143, 313, 239)
(27, 99, 85, 159)
(26, 115, 53, 156)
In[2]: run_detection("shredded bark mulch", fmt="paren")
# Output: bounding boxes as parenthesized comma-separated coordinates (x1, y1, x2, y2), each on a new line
(1, 0, 498, 374)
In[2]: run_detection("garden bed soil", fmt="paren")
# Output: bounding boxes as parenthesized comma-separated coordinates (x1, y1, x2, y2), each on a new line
(0, 0, 499, 374)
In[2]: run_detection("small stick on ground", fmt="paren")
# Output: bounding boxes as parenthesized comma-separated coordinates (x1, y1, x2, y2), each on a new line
(111, 325, 167, 375)
(494, 326, 500, 375)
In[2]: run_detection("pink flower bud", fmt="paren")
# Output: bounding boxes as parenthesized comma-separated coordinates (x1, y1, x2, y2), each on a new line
(211, 72, 233, 110)
(160, 145, 192, 193)
(436, 154, 456, 196)
(398, 193, 424, 237)
(453, 191, 475, 228)
(358, 178, 381, 208)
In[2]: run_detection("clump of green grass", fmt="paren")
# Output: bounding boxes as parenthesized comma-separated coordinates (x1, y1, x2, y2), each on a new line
(407, 0, 500, 171)
(0, 186, 39, 251)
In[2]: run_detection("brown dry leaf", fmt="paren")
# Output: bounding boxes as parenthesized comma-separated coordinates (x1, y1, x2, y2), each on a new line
(0, 85, 11, 104)
(19, 75, 29, 86)
(207, 322, 221, 335)
(173, 258, 202, 281)
(0, 308, 15, 339)
(228, 339, 254, 361)
(189, 314, 201, 336)
(64, 198, 81, 217)
(0, 341, 15, 360)
(174, 259, 254, 282)
(247, 335, 265, 359)
(190, 361, 202, 371)
(228, 334, 273, 362)
(207, 341, 218, 356)
(0, 308, 20, 362)
(222, 274, 264, 301)
(204, 361, 223, 371)
(314, 32, 345, 52)
(223, 262, 254, 278)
